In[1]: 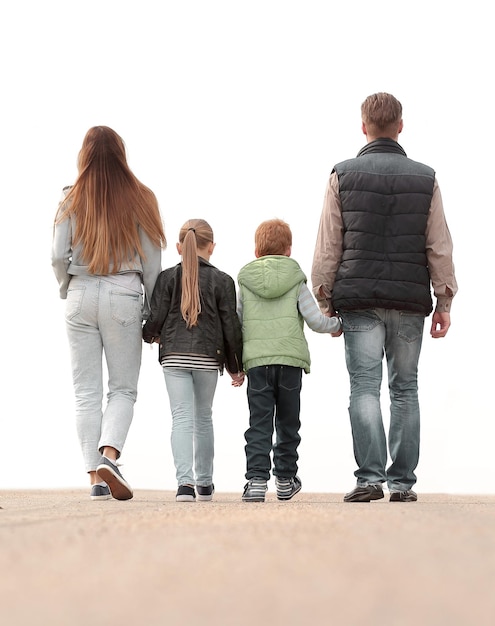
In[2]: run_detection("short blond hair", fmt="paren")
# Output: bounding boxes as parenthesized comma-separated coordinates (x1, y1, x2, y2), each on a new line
(255, 219, 292, 256)
(361, 92, 402, 136)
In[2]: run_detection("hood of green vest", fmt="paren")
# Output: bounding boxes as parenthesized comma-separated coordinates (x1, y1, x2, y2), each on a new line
(238, 256, 306, 299)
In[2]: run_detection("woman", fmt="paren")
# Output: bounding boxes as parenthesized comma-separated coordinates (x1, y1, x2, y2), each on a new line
(52, 126, 166, 501)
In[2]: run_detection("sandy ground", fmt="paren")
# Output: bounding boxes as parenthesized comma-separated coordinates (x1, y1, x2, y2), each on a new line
(1, 490, 495, 626)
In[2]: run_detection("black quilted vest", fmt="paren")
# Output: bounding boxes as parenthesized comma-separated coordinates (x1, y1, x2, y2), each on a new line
(332, 139, 435, 315)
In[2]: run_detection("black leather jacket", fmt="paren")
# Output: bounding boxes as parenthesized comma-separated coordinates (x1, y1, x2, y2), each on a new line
(142, 257, 243, 374)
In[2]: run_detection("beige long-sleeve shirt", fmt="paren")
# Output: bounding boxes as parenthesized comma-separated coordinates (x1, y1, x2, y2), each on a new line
(311, 172, 458, 314)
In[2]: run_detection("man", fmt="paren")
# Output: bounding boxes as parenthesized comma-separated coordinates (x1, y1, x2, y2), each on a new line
(311, 92, 457, 503)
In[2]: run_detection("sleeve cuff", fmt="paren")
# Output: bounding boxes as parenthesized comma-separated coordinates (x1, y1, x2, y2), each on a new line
(435, 298, 453, 313)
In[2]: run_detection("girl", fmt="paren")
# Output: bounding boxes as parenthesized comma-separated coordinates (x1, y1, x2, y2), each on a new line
(143, 219, 244, 502)
(52, 126, 166, 501)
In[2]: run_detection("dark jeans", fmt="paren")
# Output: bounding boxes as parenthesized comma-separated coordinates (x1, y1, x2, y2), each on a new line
(244, 365, 302, 481)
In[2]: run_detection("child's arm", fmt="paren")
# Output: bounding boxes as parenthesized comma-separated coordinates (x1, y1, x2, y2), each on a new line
(236, 293, 243, 325)
(142, 271, 170, 343)
(217, 273, 244, 377)
(298, 283, 341, 333)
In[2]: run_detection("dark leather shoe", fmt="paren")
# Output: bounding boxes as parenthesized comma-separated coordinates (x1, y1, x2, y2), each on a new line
(390, 490, 417, 502)
(344, 484, 384, 502)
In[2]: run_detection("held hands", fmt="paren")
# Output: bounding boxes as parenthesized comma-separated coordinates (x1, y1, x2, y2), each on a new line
(430, 311, 451, 338)
(325, 311, 343, 337)
(331, 320, 343, 338)
(144, 337, 161, 348)
(229, 371, 245, 387)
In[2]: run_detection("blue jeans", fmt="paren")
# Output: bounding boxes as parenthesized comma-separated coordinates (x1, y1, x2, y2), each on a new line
(341, 309, 425, 491)
(163, 368, 218, 487)
(65, 276, 143, 472)
(244, 365, 302, 481)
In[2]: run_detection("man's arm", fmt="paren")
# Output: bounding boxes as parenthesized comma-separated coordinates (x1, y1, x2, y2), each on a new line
(425, 180, 458, 337)
(311, 172, 344, 314)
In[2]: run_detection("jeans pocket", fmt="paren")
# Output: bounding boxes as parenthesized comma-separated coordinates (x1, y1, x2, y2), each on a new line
(65, 285, 85, 321)
(279, 366, 302, 392)
(398, 312, 425, 343)
(110, 290, 142, 327)
(248, 366, 270, 392)
(341, 310, 381, 332)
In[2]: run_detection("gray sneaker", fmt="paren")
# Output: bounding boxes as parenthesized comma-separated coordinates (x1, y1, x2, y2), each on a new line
(275, 476, 302, 501)
(242, 478, 267, 502)
(96, 457, 133, 501)
(90, 484, 111, 501)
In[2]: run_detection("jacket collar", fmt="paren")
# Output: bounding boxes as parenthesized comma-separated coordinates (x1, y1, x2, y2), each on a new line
(357, 138, 407, 158)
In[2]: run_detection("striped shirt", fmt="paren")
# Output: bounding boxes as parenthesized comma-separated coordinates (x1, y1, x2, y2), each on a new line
(161, 354, 220, 371)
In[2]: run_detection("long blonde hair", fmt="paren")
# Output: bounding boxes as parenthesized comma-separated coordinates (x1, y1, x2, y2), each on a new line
(179, 219, 214, 328)
(56, 126, 166, 275)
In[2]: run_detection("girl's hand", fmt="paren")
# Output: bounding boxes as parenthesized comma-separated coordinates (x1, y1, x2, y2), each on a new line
(230, 372, 245, 387)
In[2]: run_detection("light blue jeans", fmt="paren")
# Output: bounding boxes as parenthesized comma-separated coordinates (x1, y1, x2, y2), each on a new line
(341, 309, 425, 491)
(163, 368, 218, 487)
(65, 275, 143, 472)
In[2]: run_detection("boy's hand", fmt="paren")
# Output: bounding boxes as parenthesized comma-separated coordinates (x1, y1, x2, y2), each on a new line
(326, 312, 343, 337)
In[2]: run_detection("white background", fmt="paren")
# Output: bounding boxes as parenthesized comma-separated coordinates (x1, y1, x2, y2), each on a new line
(1, 1, 492, 495)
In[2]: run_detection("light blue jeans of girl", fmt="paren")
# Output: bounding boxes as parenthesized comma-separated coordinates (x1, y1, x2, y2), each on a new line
(65, 275, 143, 472)
(341, 308, 425, 492)
(163, 368, 218, 487)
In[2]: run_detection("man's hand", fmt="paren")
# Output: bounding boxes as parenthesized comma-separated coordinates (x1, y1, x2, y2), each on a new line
(430, 311, 451, 338)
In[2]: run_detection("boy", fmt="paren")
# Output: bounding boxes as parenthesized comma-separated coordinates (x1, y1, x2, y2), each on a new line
(237, 219, 341, 502)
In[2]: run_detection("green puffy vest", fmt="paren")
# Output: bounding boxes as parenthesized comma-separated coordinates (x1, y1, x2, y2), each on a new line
(238, 255, 311, 373)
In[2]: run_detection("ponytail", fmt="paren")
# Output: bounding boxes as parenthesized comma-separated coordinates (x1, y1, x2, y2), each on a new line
(179, 219, 214, 328)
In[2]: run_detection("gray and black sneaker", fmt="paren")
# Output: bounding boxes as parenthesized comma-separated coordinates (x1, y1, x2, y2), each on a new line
(196, 484, 214, 502)
(96, 457, 133, 501)
(90, 484, 111, 501)
(242, 478, 267, 502)
(275, 476, 302, 501)
(176, 485, 196, 502)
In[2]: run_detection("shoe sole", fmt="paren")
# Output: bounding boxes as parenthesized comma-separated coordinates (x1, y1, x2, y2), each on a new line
(90, 494, 112, 501)
(242, 497, 265, 502)
(96, 465, 133, 501)
(176, 495, 196, 502)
